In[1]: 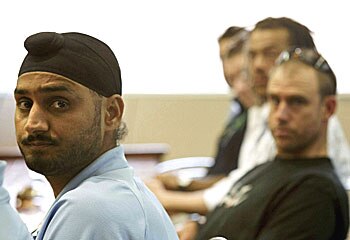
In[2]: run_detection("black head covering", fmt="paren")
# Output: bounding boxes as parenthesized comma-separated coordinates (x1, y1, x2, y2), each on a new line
(18, 32, 122, 96)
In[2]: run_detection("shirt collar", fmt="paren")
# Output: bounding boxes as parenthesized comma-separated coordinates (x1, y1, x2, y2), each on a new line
(56, 146, 128, 199)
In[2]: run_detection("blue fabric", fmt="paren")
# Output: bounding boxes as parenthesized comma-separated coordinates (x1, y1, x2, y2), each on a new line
(35, 147, 178, 240)
(0, 161, 32, 240)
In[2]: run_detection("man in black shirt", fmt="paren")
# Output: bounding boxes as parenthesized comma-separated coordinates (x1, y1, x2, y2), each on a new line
(179, 48, 349, 240)
(208, 26, 253, 176)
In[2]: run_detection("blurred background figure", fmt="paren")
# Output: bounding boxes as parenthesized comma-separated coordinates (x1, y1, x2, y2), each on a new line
(0, 160, 31, 240)
(209, 26, 255, 176)
(156, 26, 255, 193)
(180, 47, 349, 240)
(147, 17, 350, 225)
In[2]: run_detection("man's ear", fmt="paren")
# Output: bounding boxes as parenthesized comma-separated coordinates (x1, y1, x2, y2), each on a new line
(104, 94, 124, 130)
(322, 95, 336, 122)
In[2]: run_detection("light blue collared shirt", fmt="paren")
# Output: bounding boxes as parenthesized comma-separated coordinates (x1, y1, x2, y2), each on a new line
(36, 146, 178, 240)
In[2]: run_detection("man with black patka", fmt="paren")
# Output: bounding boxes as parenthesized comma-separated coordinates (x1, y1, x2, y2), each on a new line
(12, 31, 179, 240)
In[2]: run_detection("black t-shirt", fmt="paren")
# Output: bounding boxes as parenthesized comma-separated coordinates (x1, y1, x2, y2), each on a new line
(197, 157, 349, 240)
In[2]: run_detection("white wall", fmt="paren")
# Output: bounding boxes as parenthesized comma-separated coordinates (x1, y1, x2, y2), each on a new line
(0, 0, 349, 94)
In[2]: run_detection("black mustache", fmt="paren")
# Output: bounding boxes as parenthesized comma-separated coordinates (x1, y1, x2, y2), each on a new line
(22, 134, 57, 145)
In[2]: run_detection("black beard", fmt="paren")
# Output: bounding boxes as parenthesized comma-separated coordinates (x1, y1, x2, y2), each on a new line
(20, 113, 103, 177)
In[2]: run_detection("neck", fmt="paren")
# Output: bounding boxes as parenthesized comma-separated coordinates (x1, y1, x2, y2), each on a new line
(46, 171, 80, 197)
(278, 137, 328, 160)
(277, 151, 328, 160)
(46, 144, 116, 197)
(255, 94, 267, 106)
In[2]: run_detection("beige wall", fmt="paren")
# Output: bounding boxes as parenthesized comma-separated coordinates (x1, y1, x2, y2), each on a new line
(123, 94, 350, 161)
(122, 94, 231, 161)
(337, 94, 350, 142)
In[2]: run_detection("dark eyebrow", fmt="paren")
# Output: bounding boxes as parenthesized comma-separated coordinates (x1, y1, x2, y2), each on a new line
(286, 95, 308, 102)
(249, 45, 278, 53)
(266, 92, 277, 99)
(14, 88, 28, 95)
(14, 85, 77, 96)
(263, 46, 279, 51)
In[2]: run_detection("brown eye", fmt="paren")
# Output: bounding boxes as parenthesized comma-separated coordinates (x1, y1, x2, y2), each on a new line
(51, 100, 69, 110)
(268, 96, 279, 106)
(17, 99, 32, 110)
(264, 50, 280, 60)
(289, 97, 307, 107)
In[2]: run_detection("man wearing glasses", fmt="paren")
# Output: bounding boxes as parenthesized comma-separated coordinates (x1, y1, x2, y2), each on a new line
(181, 48, 349, 240)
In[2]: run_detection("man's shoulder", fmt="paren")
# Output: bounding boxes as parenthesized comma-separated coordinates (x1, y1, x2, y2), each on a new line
(48, 177, 177, 239)
(285, 165, 347, 200)
(58, 171, 170, 216)
(43, 187, 147, 239)
(57, 176, 146, 216)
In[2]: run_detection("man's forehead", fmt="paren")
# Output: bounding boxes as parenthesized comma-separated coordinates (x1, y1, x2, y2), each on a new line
(249, 28, 290, 51)
(268, 63, 319, 95)
(15, 72, 89, 95)
(219, 38, 233, 59)
(17, 72, 82, 88)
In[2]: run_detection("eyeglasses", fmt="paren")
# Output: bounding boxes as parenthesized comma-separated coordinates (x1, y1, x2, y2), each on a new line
(274, 47, 337, 95)
(275, 47, 335, 77)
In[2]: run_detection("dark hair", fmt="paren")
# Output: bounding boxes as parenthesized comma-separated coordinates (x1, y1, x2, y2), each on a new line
(253, 17, 316, 50)
(316, 68, 337, 98)
(218, 26, 245, 42)
(218, 26, 249, 57)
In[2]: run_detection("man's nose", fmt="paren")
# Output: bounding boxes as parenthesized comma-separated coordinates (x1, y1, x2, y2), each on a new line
(24, 104, 49, 134)
(252, 54, 267, 70)
(275, 102, 290, 121)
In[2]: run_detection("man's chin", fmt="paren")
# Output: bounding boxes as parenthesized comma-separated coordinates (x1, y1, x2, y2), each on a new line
(23, 156, 55, 175)
(276, 141, 299, 154)
(252, 86, 266, 99)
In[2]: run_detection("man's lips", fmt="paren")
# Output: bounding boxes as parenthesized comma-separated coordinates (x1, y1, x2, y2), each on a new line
(273, 128, 291, 138)
(24, 141, 54, 146)
(253, 72, 267, 84)
(21, 141, 55, 151)
(21, 134, 57, 146)
(21, 137, 57, 148)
